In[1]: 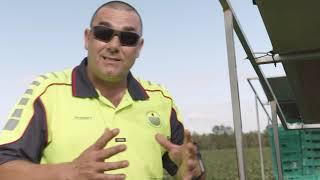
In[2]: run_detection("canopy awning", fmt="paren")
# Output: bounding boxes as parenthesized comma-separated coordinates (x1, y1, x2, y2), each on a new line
(256, 0, 320, 128)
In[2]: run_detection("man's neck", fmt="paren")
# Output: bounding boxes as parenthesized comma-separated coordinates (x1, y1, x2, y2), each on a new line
(88, 73, 127, 107)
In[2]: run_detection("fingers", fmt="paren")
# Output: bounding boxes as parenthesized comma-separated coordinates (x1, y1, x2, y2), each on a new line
(188, 143, 197, 155)
(155, 133, 176, 151)
(182, 129, 197, 159)
(72, 128, 129, 179)
(96, 144, 127, 160)
(184, 129, 197, 158)
(91, 128, 120, 150)
(180, 130, 201, 179)
(95, 173, 126, 180)
(96, 161, 129, 172)
(187, 159, 197, 171)
(178, 158, 197, 180)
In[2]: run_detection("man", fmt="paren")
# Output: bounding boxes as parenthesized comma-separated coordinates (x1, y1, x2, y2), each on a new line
(0, 1, 205, 179)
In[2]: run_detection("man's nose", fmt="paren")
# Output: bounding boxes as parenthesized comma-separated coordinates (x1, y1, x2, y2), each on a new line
(106, 35, 121, 53)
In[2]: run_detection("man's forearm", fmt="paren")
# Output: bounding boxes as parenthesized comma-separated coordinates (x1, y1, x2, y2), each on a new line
(0, 160, 72, 180)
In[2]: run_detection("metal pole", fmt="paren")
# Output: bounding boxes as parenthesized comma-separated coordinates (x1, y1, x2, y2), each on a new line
(247, 78, 272, 123)
(255, 96, 265, 180)
(223, 9, 246, 180)
(271, 100, 283, 180)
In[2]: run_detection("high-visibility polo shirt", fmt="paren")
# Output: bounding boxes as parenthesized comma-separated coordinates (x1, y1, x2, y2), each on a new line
(0, 58, 184, 179)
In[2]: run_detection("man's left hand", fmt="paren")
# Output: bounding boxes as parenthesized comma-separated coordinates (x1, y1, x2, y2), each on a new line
(155, 129, 202, 180)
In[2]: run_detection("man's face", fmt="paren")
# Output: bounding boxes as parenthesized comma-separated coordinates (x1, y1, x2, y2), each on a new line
(85, 7, 143, 82)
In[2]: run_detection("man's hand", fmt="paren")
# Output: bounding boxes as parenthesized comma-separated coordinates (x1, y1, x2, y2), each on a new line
(155, 129, 202, 180)
(69, 128, 128, 180)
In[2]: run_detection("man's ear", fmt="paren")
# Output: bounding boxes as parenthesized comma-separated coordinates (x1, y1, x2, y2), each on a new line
(84, 28, 90, 50)
(135, 38, 144, 59)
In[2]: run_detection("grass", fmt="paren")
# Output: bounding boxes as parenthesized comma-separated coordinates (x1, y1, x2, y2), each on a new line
(164, 147, 274, 180)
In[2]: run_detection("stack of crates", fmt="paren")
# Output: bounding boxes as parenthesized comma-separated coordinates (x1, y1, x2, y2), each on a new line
(268, 127, 302, 179)
(301, 130, 320, 176)
(268, 126, 320, 180)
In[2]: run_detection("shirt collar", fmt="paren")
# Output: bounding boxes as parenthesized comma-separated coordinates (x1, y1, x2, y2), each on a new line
(71, 57, 149, 101)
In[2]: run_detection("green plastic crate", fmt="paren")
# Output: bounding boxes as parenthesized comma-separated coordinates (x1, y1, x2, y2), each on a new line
(303, 166, 320, 175)
(283, 169, 303, 177)
(268, 127, 303, 179)
(283, 175, 320, 180)
(302, 140, 320, 149)
(269, 127, 302, 153)
(280, 142, 302, 153)
(302, 130, 320, 135)
(269, 126, 320, 179)
(303, 150, 320, 157)
(281, 152, 302, 162)
(301, 133, 320, 140)
(282, 161, 302, 170)
(303, 158, 320, 166)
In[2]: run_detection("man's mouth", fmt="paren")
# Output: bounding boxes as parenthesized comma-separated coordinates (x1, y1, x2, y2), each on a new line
(102, 56, 120, 61)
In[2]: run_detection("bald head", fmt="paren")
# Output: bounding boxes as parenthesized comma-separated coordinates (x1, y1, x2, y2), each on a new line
(90, 1, 143, 35)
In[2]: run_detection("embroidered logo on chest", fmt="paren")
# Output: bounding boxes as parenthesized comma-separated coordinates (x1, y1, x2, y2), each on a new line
(146, 111, 161, 128)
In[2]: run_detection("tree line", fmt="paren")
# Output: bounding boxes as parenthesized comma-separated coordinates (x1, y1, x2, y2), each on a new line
(192, 125, 271, 150)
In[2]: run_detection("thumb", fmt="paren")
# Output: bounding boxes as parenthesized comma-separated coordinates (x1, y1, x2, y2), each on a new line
(183, 129, 192, 144)
(155, 134, 175, 151)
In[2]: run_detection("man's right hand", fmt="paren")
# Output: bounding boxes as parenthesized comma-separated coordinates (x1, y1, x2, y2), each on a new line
(68, 128, 128, 180)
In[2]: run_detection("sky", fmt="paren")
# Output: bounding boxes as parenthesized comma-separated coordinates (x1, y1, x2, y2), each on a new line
(0, 0, 285, 134)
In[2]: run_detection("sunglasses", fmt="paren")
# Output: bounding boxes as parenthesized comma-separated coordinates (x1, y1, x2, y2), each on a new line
(92, 25, 141, 46)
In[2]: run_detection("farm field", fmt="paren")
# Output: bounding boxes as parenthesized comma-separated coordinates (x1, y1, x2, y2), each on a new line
(164, 148, 273, 180)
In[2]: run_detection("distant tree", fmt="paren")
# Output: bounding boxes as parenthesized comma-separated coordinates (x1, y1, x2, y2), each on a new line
(212, 125, 234, 135)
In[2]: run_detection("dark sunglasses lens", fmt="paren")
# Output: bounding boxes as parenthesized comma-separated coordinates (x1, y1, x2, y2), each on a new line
(120, 32, 140, 46)
(93, 26, 114, 42)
